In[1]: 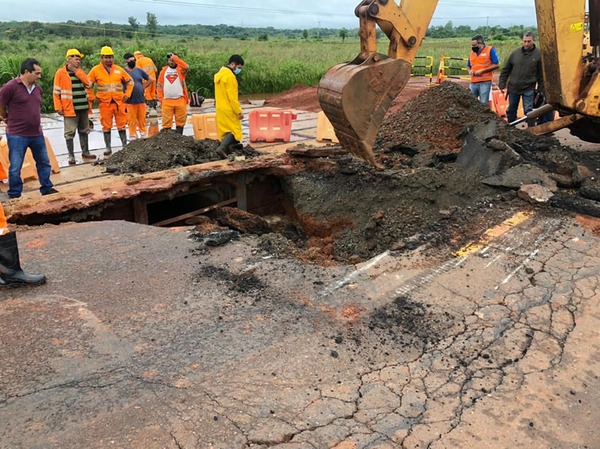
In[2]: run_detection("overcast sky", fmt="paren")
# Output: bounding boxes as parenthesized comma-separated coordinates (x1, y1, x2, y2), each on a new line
(1, 0, 538, 30)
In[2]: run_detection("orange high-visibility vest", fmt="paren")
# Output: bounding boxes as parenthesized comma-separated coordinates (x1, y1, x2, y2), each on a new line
(88, 64, 134, 104)
(136, 55, 158, 101)
(469, 46, 496, 83)
(53, 66, 95, 116)
(0, 203, 8, 235)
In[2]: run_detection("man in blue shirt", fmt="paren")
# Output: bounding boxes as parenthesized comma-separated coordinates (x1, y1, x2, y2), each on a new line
(123, 53, 152, 139)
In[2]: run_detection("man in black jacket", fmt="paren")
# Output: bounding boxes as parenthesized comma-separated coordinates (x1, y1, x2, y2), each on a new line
(498, 32, 544, 125)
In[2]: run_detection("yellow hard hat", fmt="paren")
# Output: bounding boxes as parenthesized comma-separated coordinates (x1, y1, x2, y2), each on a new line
(134, 51, 142, 56)
(100, 46, 114, 56)
(65, 48, 84, 59)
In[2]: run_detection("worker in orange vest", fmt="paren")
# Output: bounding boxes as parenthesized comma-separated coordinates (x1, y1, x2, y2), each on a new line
(467, 34, 500, 106)
(157, 53, 189, 134)
(53, 48, 97, 165)
(0, 203, 46, 287)
(88, 46, 134, 156)
(134, 51, 158, 111)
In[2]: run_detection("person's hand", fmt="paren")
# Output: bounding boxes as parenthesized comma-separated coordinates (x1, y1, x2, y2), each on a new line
(57, 110, 64, 116)
(238, 112, 243, 120)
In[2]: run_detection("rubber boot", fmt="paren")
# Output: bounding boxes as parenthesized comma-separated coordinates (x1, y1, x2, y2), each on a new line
(175, 126, 184, 135)
(80, 134, 96, 161)
(118, 129, 127, 148)
(0, 232, 46, 287)
(66, 139, 76, 165)
(103, 131, 112, 156)
(217, 133, 236, 157)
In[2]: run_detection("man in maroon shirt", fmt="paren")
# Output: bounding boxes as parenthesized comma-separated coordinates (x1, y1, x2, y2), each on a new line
(0, 57, 57, 199)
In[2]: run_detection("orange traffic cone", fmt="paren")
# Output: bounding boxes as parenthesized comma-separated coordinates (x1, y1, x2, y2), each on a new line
(148, 110, 159, 138)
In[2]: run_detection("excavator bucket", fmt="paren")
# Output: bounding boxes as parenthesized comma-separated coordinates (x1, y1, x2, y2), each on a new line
(318, 54, 413, 167)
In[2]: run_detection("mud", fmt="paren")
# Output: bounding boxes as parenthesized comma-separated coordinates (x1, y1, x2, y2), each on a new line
(102, 129, 259, 174)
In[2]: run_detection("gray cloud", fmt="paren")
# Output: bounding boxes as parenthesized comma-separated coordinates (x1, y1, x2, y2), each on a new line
(1, 0, 537, 29)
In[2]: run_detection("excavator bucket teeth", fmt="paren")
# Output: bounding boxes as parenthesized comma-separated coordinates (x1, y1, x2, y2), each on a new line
(318, 55, 413, 167)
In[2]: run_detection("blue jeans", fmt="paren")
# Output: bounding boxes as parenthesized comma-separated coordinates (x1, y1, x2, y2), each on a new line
(507, 90, 535, 123)
(469, 81, 492, 105)
(6, 134, 53, 198)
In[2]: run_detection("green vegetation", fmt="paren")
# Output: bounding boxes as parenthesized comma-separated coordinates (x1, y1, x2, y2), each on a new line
(0, 20, 526, 113)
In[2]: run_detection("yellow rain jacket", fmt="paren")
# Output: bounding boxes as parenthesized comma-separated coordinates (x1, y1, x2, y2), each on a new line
(214, 66, 242, 141)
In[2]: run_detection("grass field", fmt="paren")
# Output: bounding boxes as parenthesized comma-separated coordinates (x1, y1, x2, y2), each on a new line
(0, 35, 522, 113)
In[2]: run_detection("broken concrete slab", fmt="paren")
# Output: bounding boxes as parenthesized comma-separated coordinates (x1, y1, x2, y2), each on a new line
(580, 178, 600, 202)
(456, 133, 522, 177)
(517, 184, 555, 203)
(483, 164, 558, 191)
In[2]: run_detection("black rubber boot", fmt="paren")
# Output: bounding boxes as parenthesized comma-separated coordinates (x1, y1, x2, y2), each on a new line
(217, 133, 236, 157)
(175, 126, 184, 135)
(118, 130, 127, 148)
(80, 134, 96, 160)
(66, 139, 76, 165)
(103, 131, 112, 156)
(0, 232, 46, 287)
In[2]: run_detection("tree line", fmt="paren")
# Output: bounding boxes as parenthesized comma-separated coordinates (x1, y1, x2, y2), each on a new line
(0, 18, 535, 42)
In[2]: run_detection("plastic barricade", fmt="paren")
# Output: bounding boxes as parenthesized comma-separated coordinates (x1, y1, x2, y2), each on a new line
(316, 111, 339, 143)
(249, 109, 297, 143)
(44, 137, 61, 174)
(490, 90, 507, 119)
(190, 113, 219, 140)
(0, 138, 38, 181)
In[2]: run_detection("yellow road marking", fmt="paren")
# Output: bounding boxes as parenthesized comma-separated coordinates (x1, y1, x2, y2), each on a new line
(454, 211, 534, 258)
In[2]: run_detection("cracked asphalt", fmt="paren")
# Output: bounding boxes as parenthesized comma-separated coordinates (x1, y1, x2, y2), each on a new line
(1, 212, 599, 449)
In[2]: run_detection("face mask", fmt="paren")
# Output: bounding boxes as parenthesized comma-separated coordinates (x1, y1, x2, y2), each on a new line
(233, 67, 242, 75)
(471, 46, 480, 53)
(127, 61, 136, 69)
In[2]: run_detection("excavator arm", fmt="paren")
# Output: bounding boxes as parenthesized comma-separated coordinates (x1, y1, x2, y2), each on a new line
(530, 0, 600, 141)
(318, 0, 438, 166)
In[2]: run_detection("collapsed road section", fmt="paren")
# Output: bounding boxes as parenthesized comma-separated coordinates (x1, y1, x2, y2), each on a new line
(1, 81, 600, 448)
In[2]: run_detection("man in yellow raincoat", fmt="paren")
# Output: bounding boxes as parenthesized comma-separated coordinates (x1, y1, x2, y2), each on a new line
(214, 55, 245, 155)
(0, 203, 46, 287)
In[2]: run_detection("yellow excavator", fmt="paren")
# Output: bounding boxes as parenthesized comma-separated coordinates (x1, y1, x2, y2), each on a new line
(318, 0, 600, 166)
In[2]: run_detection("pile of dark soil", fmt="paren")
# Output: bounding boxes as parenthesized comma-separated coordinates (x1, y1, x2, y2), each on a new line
(103, 129, 259, 175)
(277, 157, 518, 263)
(375, 82, 498, 153)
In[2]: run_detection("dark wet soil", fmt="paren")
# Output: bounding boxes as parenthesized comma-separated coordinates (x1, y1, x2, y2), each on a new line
(102, 129, 259, 174)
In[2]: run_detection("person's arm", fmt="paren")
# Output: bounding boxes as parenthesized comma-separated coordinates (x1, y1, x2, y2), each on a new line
(156, 68, 164, 102)
(225, 74, 242, 119)
(498, 56, 513, 91)
(169, 54, 189, 77)
(0, 86, 11, 123)
(74, 68, 92, 89)
(142, 71, 153, 91)
(122, 70, 134, 100)
(53, 70, 63, 114)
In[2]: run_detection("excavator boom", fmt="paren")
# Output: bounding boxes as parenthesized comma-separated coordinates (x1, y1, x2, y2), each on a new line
(532, 0, 600, 141)
(318, 0, 438, 166)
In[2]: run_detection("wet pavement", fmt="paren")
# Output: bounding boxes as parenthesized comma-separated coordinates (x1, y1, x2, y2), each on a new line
(1, 209, 599, 448)
(1, 97, 600, 448)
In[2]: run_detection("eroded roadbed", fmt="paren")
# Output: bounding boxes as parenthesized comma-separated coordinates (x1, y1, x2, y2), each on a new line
(1, 212, 600, 448)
